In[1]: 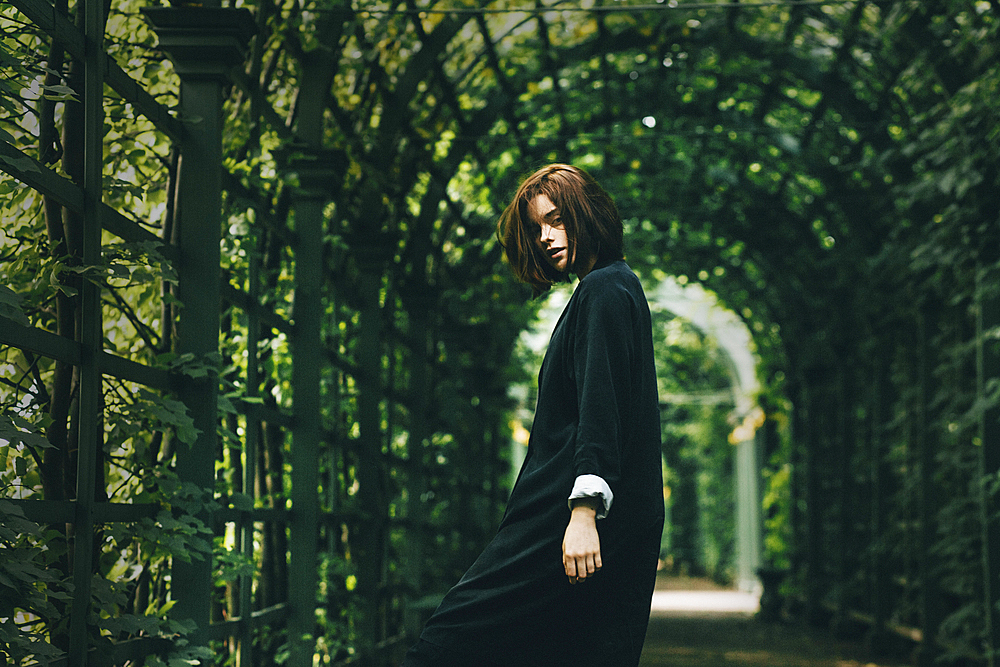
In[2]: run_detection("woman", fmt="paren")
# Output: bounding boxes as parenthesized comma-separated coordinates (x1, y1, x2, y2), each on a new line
(402, 164, 664, 667)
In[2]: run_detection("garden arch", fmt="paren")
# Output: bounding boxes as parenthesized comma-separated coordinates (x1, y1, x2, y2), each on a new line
(2, 2, 999, 667)
(650, 279, 763, 594)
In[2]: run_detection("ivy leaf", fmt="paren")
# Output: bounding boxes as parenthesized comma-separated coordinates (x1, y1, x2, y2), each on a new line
(0, 45, 22, 69)
(138, 390, 200, 445)
(40, 84, 79, 102)
(0, 284, 29, 326)
(0, 412, 55, 451)
(0, 500, 42, 537)
(216, 393, 237, 415)
(99, 613, 162, 636)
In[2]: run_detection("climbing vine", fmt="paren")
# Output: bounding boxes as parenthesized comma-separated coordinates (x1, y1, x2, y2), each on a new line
(3, 0, 1000, 664)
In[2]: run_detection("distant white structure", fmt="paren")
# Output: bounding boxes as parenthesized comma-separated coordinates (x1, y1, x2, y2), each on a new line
(650, 278, 763, 595)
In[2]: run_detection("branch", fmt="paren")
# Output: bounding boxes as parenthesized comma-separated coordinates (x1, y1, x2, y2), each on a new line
(102, 290, 161, 353)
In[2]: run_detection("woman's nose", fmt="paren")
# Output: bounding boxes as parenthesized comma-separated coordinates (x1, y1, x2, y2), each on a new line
(539, 223, 553, 242)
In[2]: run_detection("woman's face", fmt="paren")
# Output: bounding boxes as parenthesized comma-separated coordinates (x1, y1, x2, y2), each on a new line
(528, 194, 570, 273)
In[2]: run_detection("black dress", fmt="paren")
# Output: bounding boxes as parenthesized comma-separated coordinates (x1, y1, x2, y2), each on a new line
(407, 260, 664, 667)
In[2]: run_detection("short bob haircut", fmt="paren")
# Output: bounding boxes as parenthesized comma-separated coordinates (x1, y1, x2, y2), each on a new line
(498, 164, 624, 296)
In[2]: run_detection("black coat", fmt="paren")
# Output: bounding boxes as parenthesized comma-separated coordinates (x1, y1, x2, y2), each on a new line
(417, 260, 664, 667)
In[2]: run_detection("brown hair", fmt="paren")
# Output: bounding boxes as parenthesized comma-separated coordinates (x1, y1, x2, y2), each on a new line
(497, 164, 624, 295)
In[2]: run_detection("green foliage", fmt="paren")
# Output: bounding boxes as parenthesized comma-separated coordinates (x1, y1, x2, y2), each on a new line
(142, 638, 213, 667)
(0, 409, 216, 666)
(0, 285, 29, 326)
(0, 500, 68, 666)
(0, 411, 54, 455)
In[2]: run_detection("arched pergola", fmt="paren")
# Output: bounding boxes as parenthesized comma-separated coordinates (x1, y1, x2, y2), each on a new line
(1, 2, 998, 666)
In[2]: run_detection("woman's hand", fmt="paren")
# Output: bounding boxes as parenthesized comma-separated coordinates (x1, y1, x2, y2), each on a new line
(562, 498, 602, 584)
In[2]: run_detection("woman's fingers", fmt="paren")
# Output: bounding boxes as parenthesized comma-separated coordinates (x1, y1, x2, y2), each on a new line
(564, 551, 601, 583)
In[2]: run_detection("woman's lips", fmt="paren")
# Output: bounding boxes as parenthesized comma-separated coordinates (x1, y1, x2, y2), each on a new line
(546, 247, 566, 268)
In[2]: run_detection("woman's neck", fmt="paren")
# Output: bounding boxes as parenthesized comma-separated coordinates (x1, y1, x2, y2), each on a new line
(576, 254, 598, 280)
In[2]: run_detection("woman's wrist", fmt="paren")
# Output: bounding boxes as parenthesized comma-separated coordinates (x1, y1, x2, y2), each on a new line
(570, 497, 601, 517)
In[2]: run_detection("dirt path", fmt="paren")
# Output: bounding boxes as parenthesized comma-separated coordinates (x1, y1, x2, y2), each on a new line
(639, 577, 909, 667)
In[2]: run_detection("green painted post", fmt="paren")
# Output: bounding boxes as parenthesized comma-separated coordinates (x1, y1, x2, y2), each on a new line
(355, 241, 390, 662)
(142, 5, 254, 650)
(285, 151, 338, 667)
(66, 0, 105, 662)
(238, 238, 263, 667)
(282, 48, 340, 666)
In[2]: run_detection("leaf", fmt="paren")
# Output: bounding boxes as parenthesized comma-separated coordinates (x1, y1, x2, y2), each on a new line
(131, 267, 155, 283)
(0, 45, 23, 69)
(40, 84, 80, 102)
(0, 499, 27, 519)
(0, 285, 29, 325)
(139, 391, 200, 445)
(149, 598, 176, 617)
(166, 618, 197, 635)
(108, 264, 131, 279)
(0, 501, 42, 537)
(2, 556, 45, 583)
(0, 412, 55, 451)
(99, 613, 162, 636)
(216, 393, 237, 415)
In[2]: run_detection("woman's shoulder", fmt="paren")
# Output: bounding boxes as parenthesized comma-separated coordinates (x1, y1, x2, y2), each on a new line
(577, 260, 641, 296)
(569, 261, 647, 322)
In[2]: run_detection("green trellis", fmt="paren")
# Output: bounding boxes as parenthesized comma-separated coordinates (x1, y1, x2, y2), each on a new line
(0, 2, 312, 664)
(3, 2, 1000, 667)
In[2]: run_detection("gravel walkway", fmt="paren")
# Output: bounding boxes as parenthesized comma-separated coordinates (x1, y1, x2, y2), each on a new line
(639, 577, 910, 667)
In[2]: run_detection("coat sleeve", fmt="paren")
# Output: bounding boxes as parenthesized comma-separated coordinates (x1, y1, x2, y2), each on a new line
(571, 276, 636, 500)
(568, 473, 614, 518)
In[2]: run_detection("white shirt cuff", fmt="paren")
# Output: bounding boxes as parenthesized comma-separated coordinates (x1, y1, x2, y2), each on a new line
(568, 474, 613, 519)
